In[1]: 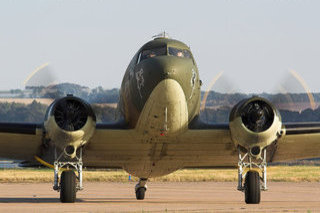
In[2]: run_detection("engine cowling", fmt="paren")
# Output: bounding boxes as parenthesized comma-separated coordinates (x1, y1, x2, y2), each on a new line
(44, 95, 96, 158)
(229, 97, 283, 158)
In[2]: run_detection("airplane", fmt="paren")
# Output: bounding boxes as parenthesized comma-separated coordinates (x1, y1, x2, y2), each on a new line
(1, 33, 320, 204)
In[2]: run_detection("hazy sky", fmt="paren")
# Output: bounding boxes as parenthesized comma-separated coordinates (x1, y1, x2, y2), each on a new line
(1, 0, 320, 93)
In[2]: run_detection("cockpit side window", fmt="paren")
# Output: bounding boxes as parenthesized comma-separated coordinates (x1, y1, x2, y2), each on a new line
(137, 46, 167, 64)
(168, 47, 193, 59)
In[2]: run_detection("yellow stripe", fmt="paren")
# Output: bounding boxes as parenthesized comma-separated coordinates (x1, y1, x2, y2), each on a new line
(34, 155, 54, 169)
(200, 71, 224, 111)
(24, 62, 50, 86)
(34, 156, 68, 171)
(278, 85, 295, 111)
(289, 70, 316, 110)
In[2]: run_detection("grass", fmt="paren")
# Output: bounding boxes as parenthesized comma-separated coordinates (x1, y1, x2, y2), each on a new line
(0, 166, 320, 183)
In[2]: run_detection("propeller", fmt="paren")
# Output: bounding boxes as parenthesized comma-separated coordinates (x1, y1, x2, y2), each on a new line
(200, 69, 317, 124)
(269, 69, 316, 112)
(24, 63, 119, 123)
(200, 71, 243, 123)
(200, 71, 224, 111)
(24, 62, 56, 89)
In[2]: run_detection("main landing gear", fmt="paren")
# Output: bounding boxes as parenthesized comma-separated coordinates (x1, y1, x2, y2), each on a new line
(135, 178, 148, 200)
(53, 147, 83, 203)
(237, 147, 267, 204)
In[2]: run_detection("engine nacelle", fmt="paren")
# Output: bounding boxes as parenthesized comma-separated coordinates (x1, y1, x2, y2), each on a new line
(229, 97, 283, 158)
(44, 95, 96, 158)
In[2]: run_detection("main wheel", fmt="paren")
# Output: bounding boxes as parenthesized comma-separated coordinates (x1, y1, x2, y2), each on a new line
(244, 170, 261, 204)
(60, 170, 76, 203)
(135, 187, 146, 200)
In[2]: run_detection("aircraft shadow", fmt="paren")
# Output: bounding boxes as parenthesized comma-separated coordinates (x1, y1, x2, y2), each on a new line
(0, 197, 314, 204)
(0, 197, 133, 203)
(0, 198, 69, 203)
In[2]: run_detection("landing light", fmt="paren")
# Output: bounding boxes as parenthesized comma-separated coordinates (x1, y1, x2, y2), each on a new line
(250, 146, 261, 156)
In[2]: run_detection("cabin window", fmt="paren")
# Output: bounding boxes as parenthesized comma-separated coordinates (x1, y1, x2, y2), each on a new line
(168, 47, 192, 59)
(137, 46, 167, 63)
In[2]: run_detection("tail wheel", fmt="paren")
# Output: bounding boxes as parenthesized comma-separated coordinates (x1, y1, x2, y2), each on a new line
(60, 170, 76, 203)
(136, 187, 146, 200)
(244, 170, 261, 204)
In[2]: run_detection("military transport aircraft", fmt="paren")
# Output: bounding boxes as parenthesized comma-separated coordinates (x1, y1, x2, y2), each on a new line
(1, 33, 320, 204)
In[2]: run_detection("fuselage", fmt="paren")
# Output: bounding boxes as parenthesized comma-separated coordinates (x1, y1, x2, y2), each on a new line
(118, 37, 201, 133)
(85, 37, 204, 178)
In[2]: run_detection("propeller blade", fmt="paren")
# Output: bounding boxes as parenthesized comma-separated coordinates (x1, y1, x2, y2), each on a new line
(200, 72, 242, 123)
(267, 69, 316, 113)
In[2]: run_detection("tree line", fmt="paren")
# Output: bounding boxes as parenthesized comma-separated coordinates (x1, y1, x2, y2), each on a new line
(0, 100, 320, 123)
(0, 101, 117, 123)
(200, 106, 320, 123)
(2, 83, 320, 123)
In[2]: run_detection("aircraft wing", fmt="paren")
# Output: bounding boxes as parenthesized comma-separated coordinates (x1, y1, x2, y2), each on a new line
(175, 126, 238, 168)
(0, 123, 43, 161)
(83, 125, 137, 168)
(1, 120, 320, 168)
(0, 120, 137, 167)
(0, 121, 133, 165)
(183, 121, 320, 166)
(0, 122, 235, 168)
(84, 121, 320, 168)
(272, 122, 320, 162)
(83, 123, 238, 168)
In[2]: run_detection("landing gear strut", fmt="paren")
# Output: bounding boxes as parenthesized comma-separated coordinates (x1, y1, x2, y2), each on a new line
(237, 147, 267, 204)
(135, 178, 148, 200)
(53, 147, 83, 203)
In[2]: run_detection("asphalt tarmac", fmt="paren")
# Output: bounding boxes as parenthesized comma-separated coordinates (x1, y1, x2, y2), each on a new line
(0, 182, 319, 212)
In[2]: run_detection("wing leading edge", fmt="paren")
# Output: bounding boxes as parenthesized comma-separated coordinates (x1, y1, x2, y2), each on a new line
(0, 122, 129, 163)
(186, 120, 320, 165)
(86, 120, 320, 168)
(1, 120, 320, 167)
(0, 123, 43, 161)
(272, 122, 320, 162)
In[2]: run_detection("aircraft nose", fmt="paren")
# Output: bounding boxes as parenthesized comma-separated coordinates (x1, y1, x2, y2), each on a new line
(132, 56, 197, 111)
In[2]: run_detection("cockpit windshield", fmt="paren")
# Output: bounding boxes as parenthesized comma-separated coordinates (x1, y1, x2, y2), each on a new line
(138, 46, 167, 63)
(168, 47, 192, 59)
(137, 46, 193, 64)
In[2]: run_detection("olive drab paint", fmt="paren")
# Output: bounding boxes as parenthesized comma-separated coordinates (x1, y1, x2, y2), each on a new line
(118, 37, 201, 129)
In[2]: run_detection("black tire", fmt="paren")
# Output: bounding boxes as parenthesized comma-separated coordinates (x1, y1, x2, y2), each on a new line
(244, 170, 261, 204)
(60, 170, 76, 203)
(136, 187, 146, 200)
